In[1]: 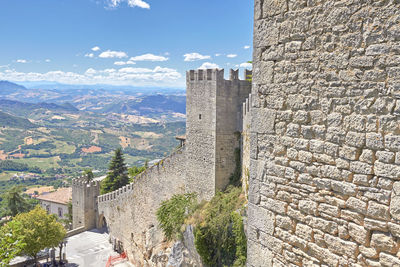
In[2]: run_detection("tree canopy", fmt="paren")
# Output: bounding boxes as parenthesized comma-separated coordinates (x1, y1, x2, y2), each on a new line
(0, 219, 26, 267)
(101, 148, 129, 194)
(83, 169, 94, 183)
(4, 186, 29, 217)
(8, 206, 66, 263)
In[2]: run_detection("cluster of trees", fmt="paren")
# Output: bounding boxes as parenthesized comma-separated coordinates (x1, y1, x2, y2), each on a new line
(0, 206, 66, 266)
(0, 160, 41, 174)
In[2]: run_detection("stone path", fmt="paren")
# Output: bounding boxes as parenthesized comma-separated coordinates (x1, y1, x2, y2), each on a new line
(62, 228, 120, 267)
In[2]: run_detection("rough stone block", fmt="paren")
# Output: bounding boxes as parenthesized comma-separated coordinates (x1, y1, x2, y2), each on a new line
(345, 131, 365, 147)
(359, 245, 378, 258)
(298, 200, 317, 215)
(348, 223, 368, 245)
(366, 133, 384, 150)
(308, 243, 340, 266)
(390, 181, 400, 220)
(349, 55, 374, 68)
(366, 44, 390, 55)
(331, 180, 357, 196)
(346, 197, 367, 214)
(295, 223, 313, 241)
(367, 201, 390, 220)
(384, 134, 400, 151)
(341, 209, 363, 225)
(276, 215, 292, 231)
(353, 174, 370, 186)
(364, 217, 388, 231)
(306, 216, 338, 235)
(262, 0, 287, 17)
(248, 203, 275, 235)
(374, 161, 400, 179)
(252, 108, 276, 134)
(379, 252, 400, 267)
(350, 161, 373, 175)
(371, 231, 397, 253)
(376, 151, 395, 163)
(339, 145, 359, 160)
(324, 234, 358, 259)
(247, 240, 273, 267)
(318, 203, 339, 217)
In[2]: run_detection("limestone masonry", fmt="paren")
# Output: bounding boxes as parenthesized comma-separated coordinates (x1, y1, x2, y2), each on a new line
(248, 0, 400, 266)
(72, 69, 251, 266)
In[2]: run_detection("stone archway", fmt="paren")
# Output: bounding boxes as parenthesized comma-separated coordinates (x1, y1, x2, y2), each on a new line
(98, 214, 108, 233)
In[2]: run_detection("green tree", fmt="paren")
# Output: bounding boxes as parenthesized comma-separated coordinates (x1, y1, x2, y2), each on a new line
(4, 186, 29, 216)
(83, 169, 94, 183)
(0, 220, 26, 267)
(101, 148, 129, 194)
(128, 165, 146, 182)
(12, 206, 66, 264)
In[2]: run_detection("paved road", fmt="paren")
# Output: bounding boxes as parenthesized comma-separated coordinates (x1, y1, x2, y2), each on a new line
(63, 228, 119, 267)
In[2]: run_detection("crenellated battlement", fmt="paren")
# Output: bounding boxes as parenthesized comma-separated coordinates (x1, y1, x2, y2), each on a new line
(72, 177, 100, 188)
(97, 146, 185, 204)
(186, 68, 252, 82)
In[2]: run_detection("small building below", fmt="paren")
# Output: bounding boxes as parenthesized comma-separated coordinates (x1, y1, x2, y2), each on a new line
(37, 187, 72, 220)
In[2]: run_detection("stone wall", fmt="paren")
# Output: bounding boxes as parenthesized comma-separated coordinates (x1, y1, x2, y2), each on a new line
(242, 94, 252, 198)
(72, 179, 100, 230)
(248, 0, 400, 266)
(97, 147, 187, 266)
(185, 69, 251, 200)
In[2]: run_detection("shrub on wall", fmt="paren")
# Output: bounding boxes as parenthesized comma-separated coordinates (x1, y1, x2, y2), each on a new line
(156, 193, 197, 241)
(193, 186, 246, 266)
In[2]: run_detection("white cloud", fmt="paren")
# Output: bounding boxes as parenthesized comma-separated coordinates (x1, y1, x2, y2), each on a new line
(0, 66, 182, 87)
(99, 50, 128, 59)
(91, 46, 101, 51)
(16, 59, 27, 63)
(107, 0, 150, 9)
(85, 68, 97, 75)
(227, 54, 237, 58)
(184, 53, 211, 62)
(127, 0, 150, 9)
(240, 62, 252, 68)
(198, 62, 220, 69)
(45, 59, 51, 63)
(85, 53, 95, 58)
(215, 53, 221, 57)
(114, 60, 136, 65)
(129, 53, 168, 62)
(244, 45, 250, 49)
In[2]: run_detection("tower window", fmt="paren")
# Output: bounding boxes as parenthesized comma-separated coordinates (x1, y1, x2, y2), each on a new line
(199, 114, 202, 120)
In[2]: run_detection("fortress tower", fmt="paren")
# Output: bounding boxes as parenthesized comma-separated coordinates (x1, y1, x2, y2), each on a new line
(185, 69, 251, 200)
(72, 179, 100, 230)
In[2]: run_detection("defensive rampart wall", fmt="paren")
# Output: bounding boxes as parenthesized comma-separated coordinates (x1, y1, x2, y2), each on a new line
(97, 147, 187, 266)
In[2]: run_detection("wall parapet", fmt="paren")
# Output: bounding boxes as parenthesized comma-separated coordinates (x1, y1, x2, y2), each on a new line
(186, 68, 252, 82)
(72, 178, 100, 188)
(97, 146, 185, 204)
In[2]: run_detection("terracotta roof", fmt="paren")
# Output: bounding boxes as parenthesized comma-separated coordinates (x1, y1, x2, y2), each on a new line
(37, 187, 72, 205)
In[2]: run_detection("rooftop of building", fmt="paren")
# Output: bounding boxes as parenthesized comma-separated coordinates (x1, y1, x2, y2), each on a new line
(36, 187, 72, 205)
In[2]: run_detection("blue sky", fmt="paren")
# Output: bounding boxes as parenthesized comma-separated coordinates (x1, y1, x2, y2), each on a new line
(0, 0, 253, 88)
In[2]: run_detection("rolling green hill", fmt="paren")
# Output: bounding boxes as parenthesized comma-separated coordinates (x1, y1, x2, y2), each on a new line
(0, 111, 37, 129)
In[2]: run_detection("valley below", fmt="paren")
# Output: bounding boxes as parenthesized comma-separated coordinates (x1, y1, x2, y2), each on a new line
(0, 81, 186, 181)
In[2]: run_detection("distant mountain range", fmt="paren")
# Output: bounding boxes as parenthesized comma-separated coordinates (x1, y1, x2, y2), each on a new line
(0, 80, 28, 94)
(0, 80, 186, 121)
